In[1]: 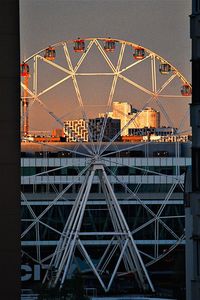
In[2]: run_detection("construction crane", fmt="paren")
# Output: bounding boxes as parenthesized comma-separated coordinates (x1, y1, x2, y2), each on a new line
(20, 62, 30, 136)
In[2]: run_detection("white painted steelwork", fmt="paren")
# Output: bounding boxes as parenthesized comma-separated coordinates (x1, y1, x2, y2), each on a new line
(20, 37, 191, 292)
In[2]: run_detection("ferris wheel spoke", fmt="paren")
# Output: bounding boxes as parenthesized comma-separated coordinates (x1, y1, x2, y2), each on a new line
(37, 54, 73, 75)
(72, 76, 97, 153)
(64, 117, 95, 155)
(62, 45, 84, 109)
(132, 218, 156, 235)
(63, 42, 74, 71)
(154, 220, 159, 258)
(60, 43, 95, 153)
(33, 56, 38, 95)
(145, 234, 185, 267)
(158, 94, 189, 98)
(35, 222, 41, 262)
(21, 163, 92, 239)
(151, 55, 157, 93)
(38, 220, 63, 236)
(21, 82, 64, 127)
(104, 165, 180, 240)
(116, 43, 126, 73)
(94, 39, 116, 72)
(118, 73, 154, 96)
(21, 192, 37, 219)
(21, 250, 41, 266)
(23, 165, 81, 180)
(104, 165, 156, 214)
(97, 43, 126, 154)
(100, 96, 155, 156)
(101, 156, 184, 185)
(113, 106, 140, 128)
(37, 74, 73, 98)
(64, 44, 88, 120)
(119, 54, 151, 74)
(177, 108, 190, 134)
(101, 142, 151, 158)
(22, 138, 92, 158)
(74, 40, 96, 73)
(156, 73, 177, 95)
(156, 182, 178, 218)
(62, 43, 96, 152)
(155, 98, 174, 128)
(21, 83, 94, 155)
(158, 219, 179, 240)
(103, 162, 178, 239)
(139, 250, 155, 261)
(76, 72, 114, 76)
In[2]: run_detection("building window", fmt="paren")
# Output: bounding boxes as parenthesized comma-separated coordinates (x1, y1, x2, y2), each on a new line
(114, 184, 126, 193)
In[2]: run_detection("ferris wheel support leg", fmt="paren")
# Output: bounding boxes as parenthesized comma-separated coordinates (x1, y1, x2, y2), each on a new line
(101, 168, 155, 292)
(77, 240, 107, 291)
(106, 239, 129, 292)
(100, 169, 146, 289)
(96, 237, 115, 272)
(100, 176, 134, 274)
(54, 171, 91, 268)
(43, 171, 91, 284)
(50, 168, 96, 288)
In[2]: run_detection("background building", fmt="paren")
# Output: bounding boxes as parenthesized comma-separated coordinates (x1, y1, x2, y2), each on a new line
(52, 128, 65, 138)
(106, 102, 160, 136)
(64, 119, 88, 142)
(88, 117, 121, 142)
(137, 107, 160, 128)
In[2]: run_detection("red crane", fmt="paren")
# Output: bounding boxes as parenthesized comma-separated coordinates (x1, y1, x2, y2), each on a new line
(20, 62, 30, 136)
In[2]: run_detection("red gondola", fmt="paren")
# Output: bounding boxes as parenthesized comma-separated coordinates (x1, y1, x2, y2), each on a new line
(74, 38, 85, 53)
(133, 46, 145, 60)
(44, 46, 56, 61)
(159, 63, 171, 75)
(104, 39, 115, 52)
(20, 62, 29, 77)
(181, 84, 192, 96)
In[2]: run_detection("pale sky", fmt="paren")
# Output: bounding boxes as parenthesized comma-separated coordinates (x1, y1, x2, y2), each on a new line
(20, 0, 191, 131)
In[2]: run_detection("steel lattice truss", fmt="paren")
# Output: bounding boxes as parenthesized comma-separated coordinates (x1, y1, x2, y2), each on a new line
(21, 37, 191, 291)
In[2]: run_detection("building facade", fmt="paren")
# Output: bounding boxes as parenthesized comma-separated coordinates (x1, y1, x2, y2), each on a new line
(64, 119, 88, 142)
(88, 117, 121, 142)
(107, 102, 160, 136)
(21, 141, 191, 297)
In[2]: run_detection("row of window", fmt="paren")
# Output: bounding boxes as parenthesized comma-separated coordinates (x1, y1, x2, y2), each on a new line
(21, 150, 173, 158)
(21, 183, 184, 194)
(21, 166, 187, 176)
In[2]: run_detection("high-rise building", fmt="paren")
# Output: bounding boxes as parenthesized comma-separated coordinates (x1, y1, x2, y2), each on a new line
(136, 107, 160, 128)
(88, 117, 121, 142)
(107, 102, 160, 136)
(64, 119, 88, 142)
(108, 101, 135, 136)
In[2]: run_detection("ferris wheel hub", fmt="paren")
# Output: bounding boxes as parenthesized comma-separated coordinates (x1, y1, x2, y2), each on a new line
(91, 155, 104, 166)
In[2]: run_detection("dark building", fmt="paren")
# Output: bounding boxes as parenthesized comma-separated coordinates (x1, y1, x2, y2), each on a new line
(89, 117, 121, 142)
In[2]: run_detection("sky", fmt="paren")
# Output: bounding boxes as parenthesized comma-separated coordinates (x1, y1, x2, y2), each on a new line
(20, 0, 191, 132)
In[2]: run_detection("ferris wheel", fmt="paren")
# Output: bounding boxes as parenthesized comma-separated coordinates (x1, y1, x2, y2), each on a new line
(20, 37, 191, 292)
